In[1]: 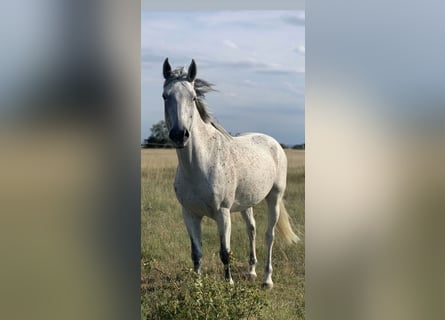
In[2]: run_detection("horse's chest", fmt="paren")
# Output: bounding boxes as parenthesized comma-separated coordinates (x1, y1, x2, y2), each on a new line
(174, 176, 221, 217)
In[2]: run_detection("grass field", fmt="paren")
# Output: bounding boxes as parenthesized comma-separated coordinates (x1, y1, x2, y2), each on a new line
(141, 149, 305, 319)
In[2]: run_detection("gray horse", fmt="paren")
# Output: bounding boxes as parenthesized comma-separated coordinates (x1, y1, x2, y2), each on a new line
(162, 58, 299, 288)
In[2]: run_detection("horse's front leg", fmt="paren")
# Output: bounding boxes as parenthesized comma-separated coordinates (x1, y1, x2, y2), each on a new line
(182, 208, 202, 273)
(216, 208, 233, 284)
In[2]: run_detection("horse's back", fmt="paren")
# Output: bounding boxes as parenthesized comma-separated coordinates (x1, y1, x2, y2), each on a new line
(234, 132, 287, 170)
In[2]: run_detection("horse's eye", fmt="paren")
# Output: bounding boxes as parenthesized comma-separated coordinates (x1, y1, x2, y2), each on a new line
(193, 96, 197, 101)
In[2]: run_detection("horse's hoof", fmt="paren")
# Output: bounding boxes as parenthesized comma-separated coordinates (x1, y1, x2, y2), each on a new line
(262, 282, 273, 290)
(228, 278, 234, 285)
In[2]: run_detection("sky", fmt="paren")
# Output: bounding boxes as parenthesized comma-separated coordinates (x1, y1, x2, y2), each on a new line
(141, 11, 305, 146)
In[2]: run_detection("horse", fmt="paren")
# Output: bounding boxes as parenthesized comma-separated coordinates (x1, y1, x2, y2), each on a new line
(161, 58, 299, 288)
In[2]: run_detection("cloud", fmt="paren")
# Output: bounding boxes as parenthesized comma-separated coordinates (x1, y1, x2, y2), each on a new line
(195, 11, 291, 28)
(199, 58, 300, 76)
(141, 11, 304, 73)
(253, 67, 303, 76)
(242, 79, 256, 87)
(283, 81, 305, 95)
(282, 12, 305, 26)
(141, 10, 305, 144)
(223, 39, 239, 49)
(294, 45, 305, 55)
(141, 51, 167, 64)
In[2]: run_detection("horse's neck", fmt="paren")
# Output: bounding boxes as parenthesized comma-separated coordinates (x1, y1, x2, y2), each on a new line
(176, 117, 223, 176)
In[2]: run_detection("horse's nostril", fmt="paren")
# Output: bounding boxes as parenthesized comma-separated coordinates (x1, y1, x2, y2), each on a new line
(169, 128, 189, 143)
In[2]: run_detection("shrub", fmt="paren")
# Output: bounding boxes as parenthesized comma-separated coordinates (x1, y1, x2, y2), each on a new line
(142, 270, 267, 320)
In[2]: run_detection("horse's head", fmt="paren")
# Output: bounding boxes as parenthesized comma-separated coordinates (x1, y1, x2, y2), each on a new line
(162, 58, 198, 148)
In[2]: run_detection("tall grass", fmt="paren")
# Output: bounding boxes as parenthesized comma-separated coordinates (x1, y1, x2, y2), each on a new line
(141, 149, 305, 319)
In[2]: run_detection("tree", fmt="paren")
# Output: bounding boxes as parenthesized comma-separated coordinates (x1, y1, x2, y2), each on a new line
(151, 120, 169, 142)
(143, 120, 172, 148)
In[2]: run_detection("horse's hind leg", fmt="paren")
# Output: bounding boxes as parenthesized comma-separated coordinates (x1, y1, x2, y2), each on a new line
(241, 207, 257, 280)
(182, 208, 202, 273)
(263, 190, 282, 289)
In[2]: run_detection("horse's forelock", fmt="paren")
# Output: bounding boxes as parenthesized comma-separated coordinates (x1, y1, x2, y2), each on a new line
(163, 67, 188, 86)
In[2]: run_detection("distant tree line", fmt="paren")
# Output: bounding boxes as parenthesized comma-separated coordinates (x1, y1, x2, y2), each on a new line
(281, 143, 305, 150)
(142, 120, 304, 150)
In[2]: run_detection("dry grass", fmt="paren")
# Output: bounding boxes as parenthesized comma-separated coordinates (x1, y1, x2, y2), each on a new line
(141, 148, 305, 319)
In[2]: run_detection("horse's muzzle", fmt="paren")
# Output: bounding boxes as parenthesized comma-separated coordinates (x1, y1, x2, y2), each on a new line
(169, 128, 190, 148)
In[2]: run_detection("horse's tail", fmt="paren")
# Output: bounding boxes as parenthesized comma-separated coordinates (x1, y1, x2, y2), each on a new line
(276, 199, 300, 244)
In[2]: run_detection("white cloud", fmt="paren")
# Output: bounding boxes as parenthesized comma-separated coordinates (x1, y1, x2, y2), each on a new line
(223, 39, 239, 49)
(141, 10, 305, 144)
(297, 45, 305, 54)
(243, 79, 256, 86)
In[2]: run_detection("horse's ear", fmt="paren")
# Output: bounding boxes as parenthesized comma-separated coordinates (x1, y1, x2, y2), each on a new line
(187, 59, 197, 82)
(163, 58, 172, 79)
